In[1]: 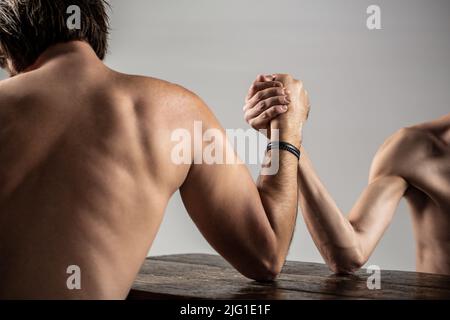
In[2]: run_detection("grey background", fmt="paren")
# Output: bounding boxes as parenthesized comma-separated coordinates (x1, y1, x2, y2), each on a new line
(2, 0, 449, 272)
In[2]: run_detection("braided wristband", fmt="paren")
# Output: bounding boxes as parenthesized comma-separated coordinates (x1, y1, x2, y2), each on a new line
(267, 142, 301, 160)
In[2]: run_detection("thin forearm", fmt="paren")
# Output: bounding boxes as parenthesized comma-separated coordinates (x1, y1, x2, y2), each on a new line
(297, 148, 409, 273)
(297, 149, 363, 270)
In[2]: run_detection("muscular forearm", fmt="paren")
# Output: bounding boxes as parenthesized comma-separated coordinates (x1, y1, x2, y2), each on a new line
(193, 73, 309, 280)
(297, 148, 408, 273)
(247, 75, 308, 275)
(256, 122, 302, 269)
(179, 94, 306, 281)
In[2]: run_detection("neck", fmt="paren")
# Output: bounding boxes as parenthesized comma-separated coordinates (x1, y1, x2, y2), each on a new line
(23, 41, 99, 73)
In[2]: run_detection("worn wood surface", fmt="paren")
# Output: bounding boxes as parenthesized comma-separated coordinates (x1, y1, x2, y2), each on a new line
(127, 254, 450, 300)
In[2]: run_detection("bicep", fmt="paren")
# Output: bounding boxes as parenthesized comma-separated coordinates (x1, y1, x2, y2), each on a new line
(178, 100, 276, 274)
(180, 158, 275, 262)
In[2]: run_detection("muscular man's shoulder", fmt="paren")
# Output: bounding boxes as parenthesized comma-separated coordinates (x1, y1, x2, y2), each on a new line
(0, 77, 24, 101)
(0, 68, 53, 99)
(0, 76, 39, 112)
(115, 74, 215, 189)
(117, 73, 215, 128)
(119, 73, 204, 109)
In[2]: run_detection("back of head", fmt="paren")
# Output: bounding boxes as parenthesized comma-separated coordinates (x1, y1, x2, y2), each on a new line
(0, 0, 110, 74)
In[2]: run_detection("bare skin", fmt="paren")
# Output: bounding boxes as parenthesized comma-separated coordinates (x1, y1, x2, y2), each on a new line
(244, 77, 450, 275)
(0, 41, 309, 299)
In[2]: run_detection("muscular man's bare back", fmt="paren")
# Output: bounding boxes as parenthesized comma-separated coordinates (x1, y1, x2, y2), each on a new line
(0, 42, 307, 299)
(0, 42, 195, 298)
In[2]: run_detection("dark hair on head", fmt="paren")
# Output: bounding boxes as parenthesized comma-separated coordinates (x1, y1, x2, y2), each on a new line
(0, 0, 110, 73)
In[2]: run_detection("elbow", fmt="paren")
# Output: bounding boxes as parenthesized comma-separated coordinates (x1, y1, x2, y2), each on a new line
(242, 254, 284, 282)
(237, 233, 285, 282)
(329, 261, 364, 275)
(327, 250, 367, 275)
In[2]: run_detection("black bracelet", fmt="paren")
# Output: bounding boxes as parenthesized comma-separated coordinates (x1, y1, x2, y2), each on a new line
(267, 142, 301, 160)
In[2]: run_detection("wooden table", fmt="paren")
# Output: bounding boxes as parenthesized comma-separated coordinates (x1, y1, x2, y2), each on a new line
(128, 254, 450, 300)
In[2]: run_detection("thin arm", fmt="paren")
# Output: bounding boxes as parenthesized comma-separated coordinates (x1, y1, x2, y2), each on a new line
(297, 148, 408, 273)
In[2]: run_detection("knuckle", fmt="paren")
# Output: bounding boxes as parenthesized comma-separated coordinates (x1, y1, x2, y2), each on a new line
(273, 81, 283, 87)
(258, 100, 267, 111)
(253, 82, 262, 89)
(255, 91, 264, 101)
(268, 107, 278, 117)
(278, 96, 286, 104)
(266, 88, 276, 96)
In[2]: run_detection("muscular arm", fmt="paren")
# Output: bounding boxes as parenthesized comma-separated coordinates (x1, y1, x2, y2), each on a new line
(297, 148, 408, 273)
(179, 76, 306, 281)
